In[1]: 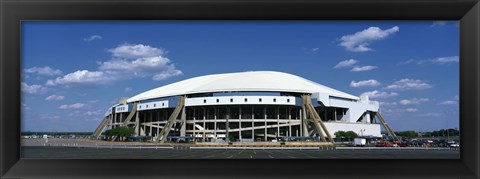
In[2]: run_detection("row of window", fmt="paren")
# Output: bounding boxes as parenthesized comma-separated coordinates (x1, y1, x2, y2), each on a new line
(204, 98, 290, 103)
(139, 102, 165, 109)
(117, 106, 126, 111)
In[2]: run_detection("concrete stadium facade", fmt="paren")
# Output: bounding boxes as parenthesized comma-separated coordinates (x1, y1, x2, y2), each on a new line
(93, 71, 395, 143)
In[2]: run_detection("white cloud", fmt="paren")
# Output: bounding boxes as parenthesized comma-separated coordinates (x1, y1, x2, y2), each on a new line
(437, 95, 459, 105)
(59, 103, 86, 109)
(379, 101, 397, 106)
(98, 56, 182, 81)
(334, 59, 358, 68)
(24, 66, 62, 76)
(46, 70, 113, 86)
(430, 56, 459, 64)
(360, 90, 398, 99)
(69, 110, 102, 117)
(124, 87, 132, 92)
(152, 69, 183, 81)
(47, 43, 182, 86)
(399, 98, 429, 105)
(384, 79, 432, 91)
(339, 26, 399, 52)
(45, 94, 65, 101)
(311, 48, 319, 52)
(85, 110, 102, 116)
(405, 108, 419, 112)
(108, 43, 164, 59)
(382, 108, 419, 113)
(21, 82, 47, 94)
(438, 100, 458, 105)
(418, 112, 443, 117)
(39, 114, 61, 119)
(404, 56, 458, 65)
(84, 35, 103, 42)
(351, 65, 378, 72)
(350, 79, 381, 87)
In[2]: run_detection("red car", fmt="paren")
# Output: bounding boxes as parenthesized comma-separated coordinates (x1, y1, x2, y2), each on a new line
(394, 141, 409, 147)
(375, 141, 393, 147)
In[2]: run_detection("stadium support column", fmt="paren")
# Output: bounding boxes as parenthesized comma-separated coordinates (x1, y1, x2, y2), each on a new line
(252, 107, 255, 141)
(299, 108, 303, 137)
(180, 105, 186, 137)
(135, 111, 139, 136)
(376, 112, 396, 137)
(301, 103, 309, 137)
(264, 106, 267, 141)
(140, 113, 145, 136)
(277, 106, 280, 139)
(302, 95, 334, 143)
(113, 111, 117, 126)
(214, 107, 217, 140)
(157, 96, 185, 143)
(288, 107, 292, 138)
(226, 107, 230, 142)
(93, 115, 112, 139)
(193, 108, 196, 142)
(203, 107, 206, 142)
(149, 111, 153, 136)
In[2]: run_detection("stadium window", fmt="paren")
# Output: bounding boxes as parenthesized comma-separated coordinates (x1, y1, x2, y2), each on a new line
(204, 99, 206, 103)
(230, 98, 233, 102)
(259, 98, 262, 102)
(273, 98, 276, 102)
(245, 98, 248, 102)
(162, 103, 164, 106)
(154, 104, 156, 107)
(287, 99, 290, 102)
(146, 105, 148, 108)
(216, 99, 219, 103)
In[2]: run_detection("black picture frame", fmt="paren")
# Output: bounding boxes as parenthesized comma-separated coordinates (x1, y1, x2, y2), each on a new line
(1, 0, 479, 178)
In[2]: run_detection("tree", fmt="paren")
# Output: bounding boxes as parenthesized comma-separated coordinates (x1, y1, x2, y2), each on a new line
(395, 131, 418, 138)
(104, 126, 135, 141)
(344, 131, 358, 140)
(334, 131, 358, 141)
(334, 131, 347, 141)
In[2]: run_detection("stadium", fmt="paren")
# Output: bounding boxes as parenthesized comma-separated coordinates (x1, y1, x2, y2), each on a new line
(93, 71, 395, 143)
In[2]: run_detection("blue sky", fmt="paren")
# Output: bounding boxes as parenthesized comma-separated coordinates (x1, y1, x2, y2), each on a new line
(21, 21, 459, 132)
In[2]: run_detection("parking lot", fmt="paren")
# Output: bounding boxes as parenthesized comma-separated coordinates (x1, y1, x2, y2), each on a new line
(21, 146, 459, 159)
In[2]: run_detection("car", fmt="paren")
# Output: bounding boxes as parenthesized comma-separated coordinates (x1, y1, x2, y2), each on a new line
(375, 141, 393, 147)
(394, 141, 409, 147)
(450, 143, 460, 148)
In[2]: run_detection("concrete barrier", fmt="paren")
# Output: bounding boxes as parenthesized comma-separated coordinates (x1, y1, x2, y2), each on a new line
(190, 146, 320, 150)
(335, 147, 452, 150)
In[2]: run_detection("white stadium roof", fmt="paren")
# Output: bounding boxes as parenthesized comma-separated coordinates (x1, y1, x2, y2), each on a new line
(127, 71, 359, 102)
